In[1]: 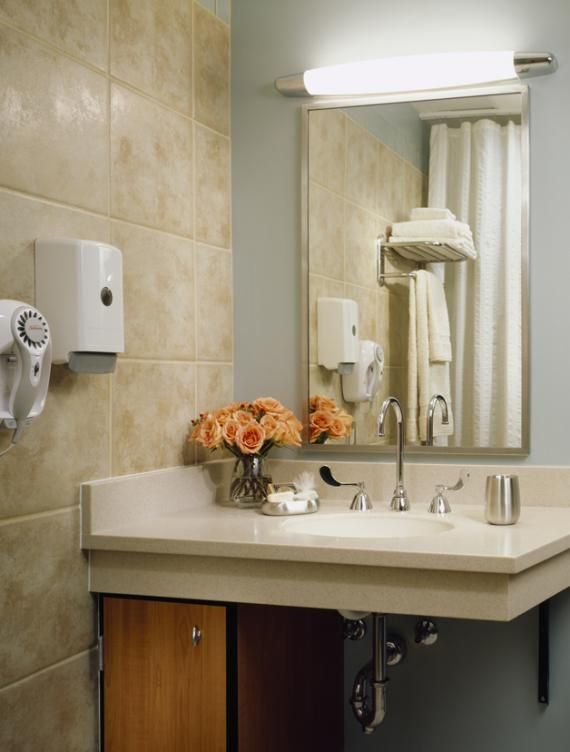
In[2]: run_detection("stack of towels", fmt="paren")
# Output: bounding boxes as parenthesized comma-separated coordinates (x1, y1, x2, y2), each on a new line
(389, 207, 477, 260)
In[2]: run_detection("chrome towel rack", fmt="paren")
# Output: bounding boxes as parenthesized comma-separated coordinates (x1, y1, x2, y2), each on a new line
(377, 236, 471, 287)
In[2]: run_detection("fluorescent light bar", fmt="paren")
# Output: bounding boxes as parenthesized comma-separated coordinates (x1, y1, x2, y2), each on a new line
(275, 51, 557, 97)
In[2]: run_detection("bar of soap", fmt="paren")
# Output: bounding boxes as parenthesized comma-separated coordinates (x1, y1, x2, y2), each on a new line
(266, 491, 295, 503)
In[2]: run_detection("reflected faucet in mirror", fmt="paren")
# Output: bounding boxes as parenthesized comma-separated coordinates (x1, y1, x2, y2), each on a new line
(426, 394, 450, 446)
(377, 397, 410, 512)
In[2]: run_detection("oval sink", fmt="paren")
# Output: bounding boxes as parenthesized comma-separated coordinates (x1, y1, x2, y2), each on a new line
(283, 513, 453, 539)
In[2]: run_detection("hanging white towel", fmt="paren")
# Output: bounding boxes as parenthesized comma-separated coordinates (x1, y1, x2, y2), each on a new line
(427, 272, 452, 363)
(407, 270, 454, 444)
(411, 207, 456, 221)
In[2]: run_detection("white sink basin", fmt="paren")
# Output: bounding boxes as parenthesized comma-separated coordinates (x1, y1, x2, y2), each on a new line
(283, 512, 454, 539)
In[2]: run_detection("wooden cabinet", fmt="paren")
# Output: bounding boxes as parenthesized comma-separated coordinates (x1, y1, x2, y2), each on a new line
(103, 598, 227, 752)
(101, 597, 343, 752)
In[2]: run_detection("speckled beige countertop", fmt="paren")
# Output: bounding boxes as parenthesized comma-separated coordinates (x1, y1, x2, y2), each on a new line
(80, 461, 570, 621)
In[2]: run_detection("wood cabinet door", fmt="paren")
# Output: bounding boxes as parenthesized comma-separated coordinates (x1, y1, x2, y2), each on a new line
(103, 597, 227, 752)
(237, 604, 344, 752)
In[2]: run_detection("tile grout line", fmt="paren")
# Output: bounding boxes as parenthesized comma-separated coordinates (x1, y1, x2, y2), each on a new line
(0, 504, 79, 528)
(0, 17, 230, 141)
(0, 186, 230, 253)
(0, 647, 96, 694)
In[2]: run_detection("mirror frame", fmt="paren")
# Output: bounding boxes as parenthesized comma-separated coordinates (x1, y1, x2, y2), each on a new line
(300, 83, 529, 456)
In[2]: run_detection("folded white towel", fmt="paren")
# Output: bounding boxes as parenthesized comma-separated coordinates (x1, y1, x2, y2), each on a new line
(391, 219, 473, 241)
(410, 207, 456, 221)
(389, 237, 477, 260)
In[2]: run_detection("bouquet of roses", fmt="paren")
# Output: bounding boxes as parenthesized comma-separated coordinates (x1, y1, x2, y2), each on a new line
(309, 395, 353, 444)
(189, 397, 303, 457)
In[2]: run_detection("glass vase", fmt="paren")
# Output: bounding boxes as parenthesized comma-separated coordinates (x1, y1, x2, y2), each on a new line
(229, 455, 272, 509)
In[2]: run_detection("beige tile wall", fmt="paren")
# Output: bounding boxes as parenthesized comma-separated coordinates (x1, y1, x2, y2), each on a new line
(0, 1, 232, 746)
(308, 110, 425, 444)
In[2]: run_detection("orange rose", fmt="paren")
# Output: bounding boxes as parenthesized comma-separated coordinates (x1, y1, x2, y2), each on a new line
(197, 415, 222, 449)
(222, 419, 240, 445)
(339, 409, 353, 429)
(328, 416, 349, 438)
(235, 422, 266, 455)
(253, 397, 287, 416)
(234, 409, 255, 426)
(282, 423, 302, 447)
(311, 395, 338, 412)
(214, 407, 232, 426)
(260, 413, 278, 440)
(310, 409, 334, 432)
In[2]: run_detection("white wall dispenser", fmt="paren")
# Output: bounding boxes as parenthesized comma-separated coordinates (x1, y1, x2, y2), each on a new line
(35, 238, 124, 374)
(342, 340, 384, 403)
(317, 297, 358, 374)
(0, 299, 52, 450)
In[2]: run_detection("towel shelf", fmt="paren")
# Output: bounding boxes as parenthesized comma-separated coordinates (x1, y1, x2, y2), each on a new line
(377, 236, 471, 287)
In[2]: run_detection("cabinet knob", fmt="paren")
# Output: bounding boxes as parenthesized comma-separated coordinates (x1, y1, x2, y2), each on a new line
(192, 625, 202, 647)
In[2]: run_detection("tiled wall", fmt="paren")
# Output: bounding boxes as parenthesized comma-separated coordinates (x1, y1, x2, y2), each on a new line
(0, 1, 232, 748)
(308, 109, 426, 443)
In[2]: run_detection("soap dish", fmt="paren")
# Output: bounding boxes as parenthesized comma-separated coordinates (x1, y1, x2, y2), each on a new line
(261, 497, 319, 516)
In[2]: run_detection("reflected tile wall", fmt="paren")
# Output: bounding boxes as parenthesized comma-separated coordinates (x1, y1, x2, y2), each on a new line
(0, 1, 232, 747)
(308, 109, 426, 443)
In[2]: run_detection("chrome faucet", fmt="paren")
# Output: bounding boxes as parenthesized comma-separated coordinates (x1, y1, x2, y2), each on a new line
(426, 394, 449, 446)
(377, 396, 410, 511)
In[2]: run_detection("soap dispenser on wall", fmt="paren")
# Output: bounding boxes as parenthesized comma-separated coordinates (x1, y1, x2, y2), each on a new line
(342, 340, 384, 403)
(35, 238, 124, 374)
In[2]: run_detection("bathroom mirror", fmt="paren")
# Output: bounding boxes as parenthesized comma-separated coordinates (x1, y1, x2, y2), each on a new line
(303, 85, 528, 454)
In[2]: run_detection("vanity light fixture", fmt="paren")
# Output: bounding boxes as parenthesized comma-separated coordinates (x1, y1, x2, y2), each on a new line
(275, 51, 557, 97)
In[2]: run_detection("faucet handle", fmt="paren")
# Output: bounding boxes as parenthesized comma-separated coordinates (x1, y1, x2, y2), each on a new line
(319, 466, 373, 511)
(429, 470, 470, 514)
(436, 469, 470, 494)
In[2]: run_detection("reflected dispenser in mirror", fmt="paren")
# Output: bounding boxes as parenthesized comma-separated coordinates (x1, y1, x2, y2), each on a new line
(317, 297, 358, 374)
(35, 238, 124, 374)
(342, 340, 384, 402)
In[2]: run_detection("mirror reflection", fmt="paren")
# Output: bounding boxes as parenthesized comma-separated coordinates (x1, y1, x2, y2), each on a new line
(306, 91, 526, 452)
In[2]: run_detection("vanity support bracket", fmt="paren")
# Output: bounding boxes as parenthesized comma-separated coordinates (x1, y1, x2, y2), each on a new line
(538, 600, 549, 705)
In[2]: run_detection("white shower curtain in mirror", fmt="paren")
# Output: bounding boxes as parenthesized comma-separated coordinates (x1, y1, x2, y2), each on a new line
(429, 120, 522, 447)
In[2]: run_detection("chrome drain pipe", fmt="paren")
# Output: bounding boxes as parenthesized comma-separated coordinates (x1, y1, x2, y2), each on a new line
(350, 613, 389, 734)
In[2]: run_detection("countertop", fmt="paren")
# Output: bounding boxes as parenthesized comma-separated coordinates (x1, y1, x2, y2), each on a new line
(80, 463, 570, 621)
(83, 500, 570, 576)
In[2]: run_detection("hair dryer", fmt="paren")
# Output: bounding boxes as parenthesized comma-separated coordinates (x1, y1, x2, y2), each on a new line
(0, 300, 52, 445)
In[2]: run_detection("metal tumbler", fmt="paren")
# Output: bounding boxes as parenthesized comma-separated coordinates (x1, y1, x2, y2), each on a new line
(485, 474, 520, 525)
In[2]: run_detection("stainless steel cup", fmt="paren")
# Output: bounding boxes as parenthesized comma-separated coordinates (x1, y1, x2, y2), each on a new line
(485, 474, 520, 525)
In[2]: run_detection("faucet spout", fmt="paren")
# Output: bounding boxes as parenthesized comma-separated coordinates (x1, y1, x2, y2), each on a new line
(377, 396, 410, 511)
(426, 394, 449, 446)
